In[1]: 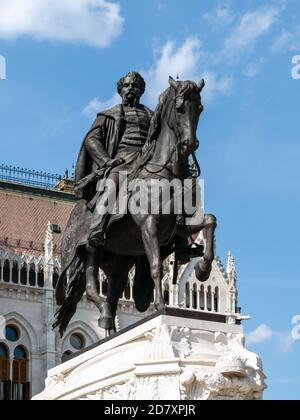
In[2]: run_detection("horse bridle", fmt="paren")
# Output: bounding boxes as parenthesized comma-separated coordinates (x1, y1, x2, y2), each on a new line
(146, 89, 200, 178)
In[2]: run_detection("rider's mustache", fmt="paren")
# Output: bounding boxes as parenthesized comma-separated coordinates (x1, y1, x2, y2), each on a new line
(125, 91, 137, 96)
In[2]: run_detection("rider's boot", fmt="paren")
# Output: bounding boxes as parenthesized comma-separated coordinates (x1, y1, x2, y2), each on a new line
(174, 236, 192, 265)
(174, 236, 204, 265)
(87, 228, 106, 252)
(87, 213, 109, 252)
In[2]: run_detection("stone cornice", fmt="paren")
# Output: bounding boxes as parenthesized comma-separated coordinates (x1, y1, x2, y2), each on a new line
(0, 180, 76, 202)
(0, 282, 44, 302)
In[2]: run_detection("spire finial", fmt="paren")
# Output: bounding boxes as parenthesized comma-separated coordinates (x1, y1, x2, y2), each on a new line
(227, 251, 235, 274)
(227, 251, 237, 283)
(45, 222, 54, 264)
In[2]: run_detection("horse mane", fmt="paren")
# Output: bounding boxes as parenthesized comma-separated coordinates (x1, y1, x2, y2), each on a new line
(128, 81, 199, 182)
(147, 80, 199, 147)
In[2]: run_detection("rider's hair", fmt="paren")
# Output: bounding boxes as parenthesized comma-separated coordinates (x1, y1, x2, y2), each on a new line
(117, 71, 146, 96)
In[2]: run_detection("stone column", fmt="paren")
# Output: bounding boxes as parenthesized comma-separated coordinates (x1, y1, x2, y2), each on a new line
(41, 223, 57, 379)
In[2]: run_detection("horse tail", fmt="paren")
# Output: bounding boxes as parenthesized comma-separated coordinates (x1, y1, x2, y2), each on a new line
(53, 255, 86, 337)
(133, 255, 154, 313)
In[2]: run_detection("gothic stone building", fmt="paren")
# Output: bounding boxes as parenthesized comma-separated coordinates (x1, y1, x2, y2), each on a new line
(0, 166, 240, 400)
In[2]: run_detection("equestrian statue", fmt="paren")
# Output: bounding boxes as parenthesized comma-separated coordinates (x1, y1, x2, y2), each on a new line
(53, 71, 217, 336)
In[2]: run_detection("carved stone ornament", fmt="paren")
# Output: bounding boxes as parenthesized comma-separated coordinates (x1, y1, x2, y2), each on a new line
(33, 314, 266, 401)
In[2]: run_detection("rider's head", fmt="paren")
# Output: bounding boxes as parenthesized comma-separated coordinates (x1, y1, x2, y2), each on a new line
(117, 71, 146, 106)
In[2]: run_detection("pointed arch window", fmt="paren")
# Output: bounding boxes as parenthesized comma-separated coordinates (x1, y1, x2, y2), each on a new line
(20, 263, 27, 285)
(3, 260, 10, 283)
(214, 287, 219, 312)
(52, 267, 60, 289)
(12, 346, 30, 400)
(207, 286, 212, 312)
(102, 278, 108, 297)
(185, 283, 190, 308)
(38, 266, 44, 288)
(124, 282, 131, 300)
(62, 351, 73, 363)
(192, 284, 198, 309)
(0, 344, 10, 401)
(12, 261, 19, 284)
(200, 285, 205, 310)
(29, 264, 36, 287)
(164, 283, 170, 306)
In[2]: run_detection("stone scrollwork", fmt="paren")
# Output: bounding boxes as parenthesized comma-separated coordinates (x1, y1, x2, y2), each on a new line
(81, 377, 137, 401)
(180, 332, 267, 400)
(144, 325, 192, 359)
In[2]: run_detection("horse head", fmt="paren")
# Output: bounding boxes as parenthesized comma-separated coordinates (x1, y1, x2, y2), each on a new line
(168, 76, 204, 157)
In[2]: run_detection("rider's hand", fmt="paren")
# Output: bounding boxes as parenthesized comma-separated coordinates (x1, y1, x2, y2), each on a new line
(105, 158, 125, 168)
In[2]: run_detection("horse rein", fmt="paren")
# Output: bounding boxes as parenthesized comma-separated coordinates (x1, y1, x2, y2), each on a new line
(145, 93, 184, 177)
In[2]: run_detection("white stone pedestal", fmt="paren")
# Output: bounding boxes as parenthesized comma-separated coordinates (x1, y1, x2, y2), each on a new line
(33, 310, 266, 400)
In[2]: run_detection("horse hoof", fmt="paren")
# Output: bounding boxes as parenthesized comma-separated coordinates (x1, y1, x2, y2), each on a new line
(154, 302, 165, 312)
(105, 328, 117, 338)
(195, 258, 212, 282)
(98, 316, 114, 330)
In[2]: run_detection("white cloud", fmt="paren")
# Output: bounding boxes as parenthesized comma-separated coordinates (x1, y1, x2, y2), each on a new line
(83, 38, 233, 116)
(142, 38, 232, 107)
(243, 58, 265, 78)
(203, 4, 235, 28)
(271, 29, 300, 53)
(82, 93, 119, 118)
(224, 6, 280, 53)
(275, 331, 295, 353)
(247, 324, 296, 353)
(201, 71, 233, 101)
(157, 1, 165, 12)
(0, 0, 124, 47)
(142, 38, 202, 106)
(247, 324, 273, 345)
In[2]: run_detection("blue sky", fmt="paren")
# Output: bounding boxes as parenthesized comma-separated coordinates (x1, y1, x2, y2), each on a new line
(0, 0, 299, 400)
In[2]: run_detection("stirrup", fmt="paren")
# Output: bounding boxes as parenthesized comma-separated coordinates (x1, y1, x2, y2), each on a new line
(87, 229, 106, 249)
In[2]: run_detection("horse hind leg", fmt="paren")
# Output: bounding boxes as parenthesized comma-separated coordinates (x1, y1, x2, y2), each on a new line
(100, 256, 134, 335)
(84, 252, 114, 331)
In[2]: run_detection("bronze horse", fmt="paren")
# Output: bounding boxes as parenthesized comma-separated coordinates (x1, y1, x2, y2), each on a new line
(54, 77, 217, 336)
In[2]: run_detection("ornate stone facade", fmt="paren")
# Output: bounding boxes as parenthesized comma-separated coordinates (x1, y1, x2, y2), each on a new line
(0, 178, 247, 399)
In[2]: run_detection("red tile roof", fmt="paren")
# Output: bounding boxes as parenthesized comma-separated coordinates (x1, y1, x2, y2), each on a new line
(0, 187, 75, 254)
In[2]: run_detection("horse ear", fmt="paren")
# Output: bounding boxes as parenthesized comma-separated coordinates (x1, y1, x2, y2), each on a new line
(169, 76, 177, 90)
(198, 79, 205, 92)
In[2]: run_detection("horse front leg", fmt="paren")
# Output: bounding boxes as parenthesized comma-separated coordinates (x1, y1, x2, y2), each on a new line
(140, 215, 165, 311)
(179, 213, 217, 282)
(195, 214, 217, 282)
(84, 251, 114, 331)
